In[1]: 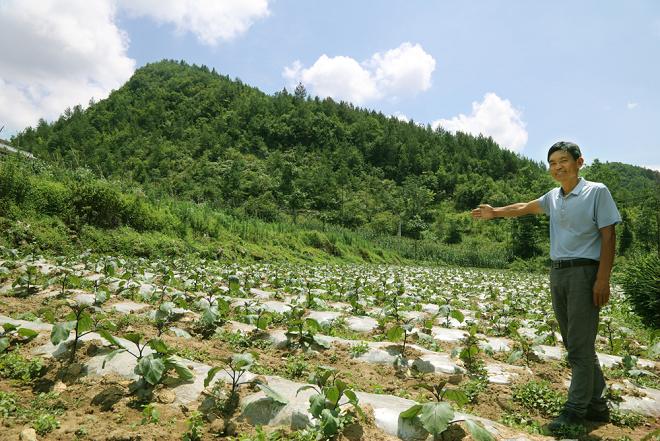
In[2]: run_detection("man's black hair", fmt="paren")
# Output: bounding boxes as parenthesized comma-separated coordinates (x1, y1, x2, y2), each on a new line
(548, 141, 582, 162)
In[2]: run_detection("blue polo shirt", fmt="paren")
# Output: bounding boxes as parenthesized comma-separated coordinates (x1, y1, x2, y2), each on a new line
(537, 178, 621, 261)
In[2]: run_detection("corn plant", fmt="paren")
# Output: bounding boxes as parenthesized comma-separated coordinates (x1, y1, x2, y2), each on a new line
(296, 366, 365, 439)
(400, 380, 495, 441)
(0, 323, 38, 352)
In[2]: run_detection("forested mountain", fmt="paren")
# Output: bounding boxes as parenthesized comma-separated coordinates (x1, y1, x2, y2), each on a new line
(10, 60, 659, 256)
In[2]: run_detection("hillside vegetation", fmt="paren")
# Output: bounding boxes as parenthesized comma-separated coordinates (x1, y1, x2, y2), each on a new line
(7, 60, 659, 264)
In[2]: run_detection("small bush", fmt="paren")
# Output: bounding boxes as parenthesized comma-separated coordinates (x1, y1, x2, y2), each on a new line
(0, 351, 44, 383)
(611, 408, 645, 428)
(32, 413, 60, 435)
(620, 253, 660, 328)
(512, 380, 564, 417)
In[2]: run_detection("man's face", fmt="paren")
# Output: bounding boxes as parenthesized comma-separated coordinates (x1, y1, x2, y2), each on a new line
(548, 150, 583, 183)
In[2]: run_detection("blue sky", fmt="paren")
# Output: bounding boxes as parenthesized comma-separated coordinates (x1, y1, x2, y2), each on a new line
(1, 0, 659, 170)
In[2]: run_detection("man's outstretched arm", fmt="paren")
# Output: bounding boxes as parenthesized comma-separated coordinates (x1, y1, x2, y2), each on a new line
(471, 200, 543, 220)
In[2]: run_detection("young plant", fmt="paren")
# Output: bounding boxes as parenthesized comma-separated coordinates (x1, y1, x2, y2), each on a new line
(193, 298, 230, 339)
(205, 353, 286, 415)
(438, 297, 465, 328)
(12, 264, 40, 297)
(182, 410, 204, 441)
(0, 323, 38, 353)
(400, 380, 495, 441)
(386, 318, 415, 359)
(50, 299, 114, 363)
(347, 279, 366, 316)
(48, 257, 81, 298)
(507, 330, 544, 366)
(349, 341, 370, 358)
(284, 305, 330, 350)
(296, 367, 365, 439)
(452, 324, 486, 377)
(101, 332, 193, 397)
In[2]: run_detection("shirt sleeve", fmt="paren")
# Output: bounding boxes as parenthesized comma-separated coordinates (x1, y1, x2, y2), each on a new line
(537, 190, 551, 215)
(594, 185, 622, 228)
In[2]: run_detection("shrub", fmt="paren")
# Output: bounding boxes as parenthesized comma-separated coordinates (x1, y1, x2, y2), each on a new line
(0, 351, 44, 384)
(511, 380, 564, 417)
(71, 180, 126, 228)
(620, 253, 660, 328)
(27, 179, 71, 217)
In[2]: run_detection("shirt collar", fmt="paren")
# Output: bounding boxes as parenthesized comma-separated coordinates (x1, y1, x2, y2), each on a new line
(559, 177, 586, 197)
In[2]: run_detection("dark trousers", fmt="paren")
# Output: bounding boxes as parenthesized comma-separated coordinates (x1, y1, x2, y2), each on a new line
(550, 265, 607, 415)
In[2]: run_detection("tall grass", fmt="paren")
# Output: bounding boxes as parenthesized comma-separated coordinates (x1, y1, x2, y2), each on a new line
(0, 155, 509, 267)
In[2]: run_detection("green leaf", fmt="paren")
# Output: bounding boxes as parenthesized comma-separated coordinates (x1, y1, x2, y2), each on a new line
(325, 386, 340, 407)
(309, 393, 326, 418)
(17, 327, 38, 339)
(2, 323, 17, 332)
(137, 355, 166, 385)
(296, 385, 318, 395)
(343, 389, 358, 405)
(124, 332, 143, 346)
(387, 326, 404, 342)
(464, 419, 496, 441)
(450, 309, 465, 323)
(419, 402, 454, 436)
(320, 408, 340, 437)
(204, 367, 222, 388)
(305, 318, 321, 333)
(313, 335, 331, 349)
(256, 383, 289, 405)
(231, 353, 255, 370)
(148, 338, 169, 354)
(399, 404, 423, 419)
(50, 321, 75, 345)
(99, 330, 123, 348)
(443, 389, 469, 406)
(167, 359, 194, 381)
(77, 312, 93, 334)
(0, 337, 9, 352)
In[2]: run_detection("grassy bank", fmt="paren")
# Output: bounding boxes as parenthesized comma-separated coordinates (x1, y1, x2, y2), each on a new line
(0, 155, 510, 267)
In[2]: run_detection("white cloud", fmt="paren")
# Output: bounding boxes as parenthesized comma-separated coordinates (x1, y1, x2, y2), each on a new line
(283, 42, 436, 104)
(0, 0, 135, 133)
(626, 102, 638, 110)
(432, 93, 528, 152)
(118, 0, 270, 46)
(392, 112, 409, 122)
(283, 57, 379, 104)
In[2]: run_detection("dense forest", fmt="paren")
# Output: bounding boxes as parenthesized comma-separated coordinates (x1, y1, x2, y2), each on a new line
(8, 60, 660, 262)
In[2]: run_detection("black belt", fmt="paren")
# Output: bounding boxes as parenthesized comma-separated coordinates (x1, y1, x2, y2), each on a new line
(551, 258, 599, 269)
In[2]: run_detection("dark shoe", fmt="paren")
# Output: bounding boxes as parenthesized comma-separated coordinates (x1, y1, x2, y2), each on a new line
(548, 410, 584, 433)
(585, 405, 610, 422)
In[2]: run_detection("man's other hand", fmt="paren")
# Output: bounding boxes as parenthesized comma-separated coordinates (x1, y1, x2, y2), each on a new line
(592, 278, 611, 307)
(472, 204, 494, 220)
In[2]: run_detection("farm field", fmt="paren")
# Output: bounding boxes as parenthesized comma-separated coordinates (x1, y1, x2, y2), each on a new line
(0, 249, 658, 441)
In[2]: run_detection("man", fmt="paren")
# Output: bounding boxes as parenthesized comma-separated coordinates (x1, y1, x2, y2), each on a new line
(471, 141, 621, 433)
